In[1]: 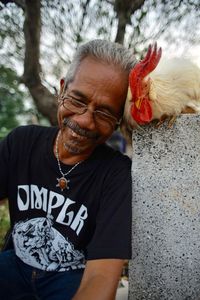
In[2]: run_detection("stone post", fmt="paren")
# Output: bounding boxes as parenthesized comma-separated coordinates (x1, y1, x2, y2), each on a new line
(129, 115, 200, 300)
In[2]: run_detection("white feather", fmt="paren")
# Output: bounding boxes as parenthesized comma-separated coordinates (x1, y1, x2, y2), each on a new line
(150, 58, 200, 119)
(121, 57, 200, 142)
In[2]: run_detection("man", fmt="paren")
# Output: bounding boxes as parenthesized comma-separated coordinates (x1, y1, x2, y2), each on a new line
(0, 39, 136, 300)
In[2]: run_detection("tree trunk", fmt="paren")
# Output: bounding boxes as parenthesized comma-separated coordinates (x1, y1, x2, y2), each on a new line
(114, 0, 146, 44)
(22, 0, 57, 125)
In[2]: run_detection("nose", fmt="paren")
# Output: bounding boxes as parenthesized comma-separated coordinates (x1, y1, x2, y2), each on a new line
(73, 108, 96, 131)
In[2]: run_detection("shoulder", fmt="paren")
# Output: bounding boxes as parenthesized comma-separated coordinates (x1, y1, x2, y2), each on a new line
(92, 144, 131, 185)
(9, 125, 56, 137)
(96, 143, 131, 169)
(7, 125, 57, 142)
(4, 125, 58, 152)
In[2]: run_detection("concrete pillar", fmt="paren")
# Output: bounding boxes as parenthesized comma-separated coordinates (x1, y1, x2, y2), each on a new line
(129, 115, 200, 300)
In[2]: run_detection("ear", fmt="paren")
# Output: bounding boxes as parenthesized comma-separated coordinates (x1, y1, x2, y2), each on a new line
(59, 78, 65, 96)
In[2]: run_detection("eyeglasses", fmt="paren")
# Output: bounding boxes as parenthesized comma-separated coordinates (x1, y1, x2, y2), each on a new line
(59, 95, 120, 129)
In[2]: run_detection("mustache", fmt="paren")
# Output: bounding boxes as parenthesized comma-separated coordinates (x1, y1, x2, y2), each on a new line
(63, 118, 99, 139)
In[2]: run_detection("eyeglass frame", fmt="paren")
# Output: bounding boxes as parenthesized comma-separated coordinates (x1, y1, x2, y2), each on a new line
(58, 94, 121, 129)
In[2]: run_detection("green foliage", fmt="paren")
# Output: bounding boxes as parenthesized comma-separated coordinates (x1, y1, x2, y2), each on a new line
(0, 202, 10, 250)
(0, 65, 27, 139)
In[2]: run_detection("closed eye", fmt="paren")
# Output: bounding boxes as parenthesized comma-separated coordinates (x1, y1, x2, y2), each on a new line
(95, 110, 118, 123)
(69, 97, 87, 108)
(62, 95, 87, 108)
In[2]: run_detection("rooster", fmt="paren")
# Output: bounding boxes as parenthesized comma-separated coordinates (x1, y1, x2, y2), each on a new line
(121, 43, 200, 142)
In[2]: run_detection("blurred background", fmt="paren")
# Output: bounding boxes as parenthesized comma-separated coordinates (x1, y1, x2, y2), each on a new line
(0, 0, 199, 257)
(0, 0, 199, 141)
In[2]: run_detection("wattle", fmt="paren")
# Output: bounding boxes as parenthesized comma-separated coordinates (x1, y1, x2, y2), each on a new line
(131, 99, 152, 124)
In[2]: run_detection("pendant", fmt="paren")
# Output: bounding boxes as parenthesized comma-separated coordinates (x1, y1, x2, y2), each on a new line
(56, 177, 70, 191)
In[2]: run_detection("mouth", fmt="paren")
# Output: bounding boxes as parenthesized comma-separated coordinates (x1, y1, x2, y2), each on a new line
(63, 117, 99, 140)
(69, 128, 89, 142)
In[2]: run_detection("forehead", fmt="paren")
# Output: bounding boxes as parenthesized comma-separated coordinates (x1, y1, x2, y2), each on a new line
(67, 57, 129, 112)
(73, 56, 127, 86)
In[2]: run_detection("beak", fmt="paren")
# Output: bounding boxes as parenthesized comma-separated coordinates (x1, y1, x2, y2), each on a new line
(134, 97, 143, 110)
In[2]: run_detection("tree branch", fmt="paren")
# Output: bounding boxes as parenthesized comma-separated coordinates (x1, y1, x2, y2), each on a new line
(13, 0, 25, 10)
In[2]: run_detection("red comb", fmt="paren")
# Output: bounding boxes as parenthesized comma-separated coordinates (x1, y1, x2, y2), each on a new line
(129, 43, 162, 99)
(129, 43, 162, 124)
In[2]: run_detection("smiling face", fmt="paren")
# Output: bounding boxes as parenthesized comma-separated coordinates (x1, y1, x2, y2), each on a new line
(57, 56, 129, 162)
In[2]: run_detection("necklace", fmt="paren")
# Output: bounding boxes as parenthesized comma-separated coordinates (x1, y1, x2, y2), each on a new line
(55, 131, 82, 191)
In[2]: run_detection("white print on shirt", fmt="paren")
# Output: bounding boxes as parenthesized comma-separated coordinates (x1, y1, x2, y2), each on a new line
(17, 184, 88, 235)
(12, 216, 85, 272)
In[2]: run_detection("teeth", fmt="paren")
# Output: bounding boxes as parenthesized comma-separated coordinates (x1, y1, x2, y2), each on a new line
(69, 129, 87, 140)
(70, 129, 79, 137)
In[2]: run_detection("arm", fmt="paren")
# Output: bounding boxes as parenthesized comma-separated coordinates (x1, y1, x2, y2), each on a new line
(73, 154, 132, 299)
(72, 259, 124, 300)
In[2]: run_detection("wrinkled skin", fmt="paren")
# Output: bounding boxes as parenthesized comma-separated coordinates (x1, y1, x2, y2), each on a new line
(55, 56, 129, 164)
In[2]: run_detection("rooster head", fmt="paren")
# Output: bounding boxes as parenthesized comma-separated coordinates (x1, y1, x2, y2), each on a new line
(129, 43, 162, 124)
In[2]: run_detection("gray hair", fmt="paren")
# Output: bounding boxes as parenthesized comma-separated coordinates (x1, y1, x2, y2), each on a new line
(63, 39, 137, 89)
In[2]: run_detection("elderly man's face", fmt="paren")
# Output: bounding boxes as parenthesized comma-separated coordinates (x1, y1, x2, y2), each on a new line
(57, 57, 128, 158)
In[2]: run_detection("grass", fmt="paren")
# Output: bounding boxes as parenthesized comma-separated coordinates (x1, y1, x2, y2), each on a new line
(0, 201, 10, 249)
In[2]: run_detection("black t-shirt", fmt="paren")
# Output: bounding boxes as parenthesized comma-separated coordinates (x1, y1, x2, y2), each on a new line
(0, 125, 132, 271)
